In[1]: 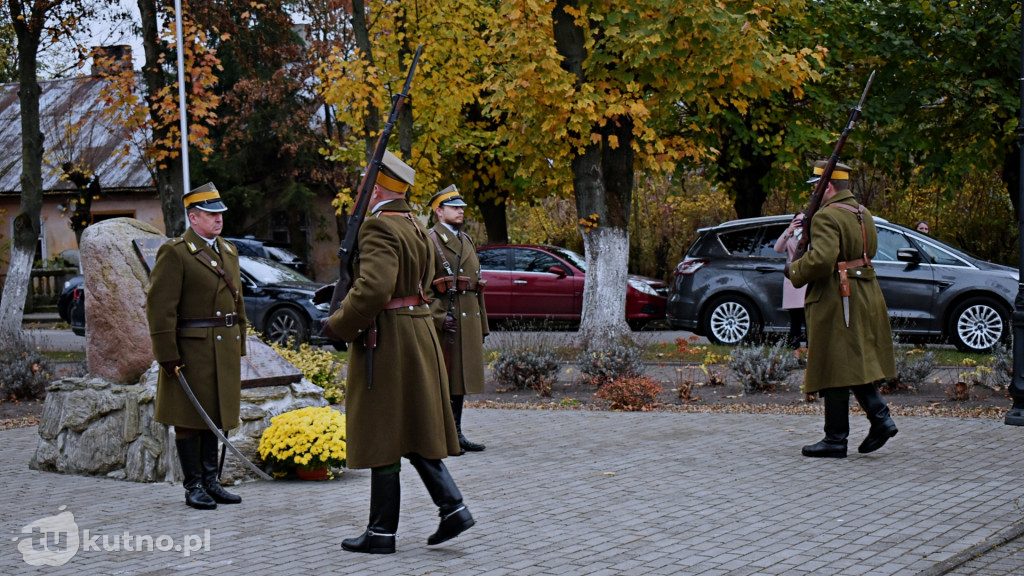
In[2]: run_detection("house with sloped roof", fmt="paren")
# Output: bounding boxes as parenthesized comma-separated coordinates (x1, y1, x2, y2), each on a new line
(0, 46, 163, 286)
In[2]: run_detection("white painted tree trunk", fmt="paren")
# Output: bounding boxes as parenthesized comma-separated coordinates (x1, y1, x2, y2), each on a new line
(579, 226, 630, 349)
(0, 242, 33, 347)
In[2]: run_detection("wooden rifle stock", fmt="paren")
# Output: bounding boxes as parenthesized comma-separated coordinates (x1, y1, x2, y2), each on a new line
(795, 70, 875, 258)
(314, 44, 424, 312)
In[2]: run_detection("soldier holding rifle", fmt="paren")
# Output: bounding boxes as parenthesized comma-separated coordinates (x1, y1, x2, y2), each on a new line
(321, 153, 475, 554)
(787, 161, 898, 458)
(427, 185, 490, 454)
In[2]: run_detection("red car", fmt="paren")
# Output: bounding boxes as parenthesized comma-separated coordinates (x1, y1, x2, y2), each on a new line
(476, 244, 668, 329)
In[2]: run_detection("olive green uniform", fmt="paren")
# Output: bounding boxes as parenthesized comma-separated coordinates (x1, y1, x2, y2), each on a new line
(427, 225, 489, 395)
(326, 199, 461, 469)
(147, 228, 248, 430)
(788, 189, 896, 392)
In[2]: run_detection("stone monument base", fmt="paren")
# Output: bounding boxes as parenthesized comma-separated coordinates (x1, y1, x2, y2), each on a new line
(31, 356, 329, 484)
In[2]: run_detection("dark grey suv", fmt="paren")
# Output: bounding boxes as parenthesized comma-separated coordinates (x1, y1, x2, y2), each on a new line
(666, 215, 1017, 353)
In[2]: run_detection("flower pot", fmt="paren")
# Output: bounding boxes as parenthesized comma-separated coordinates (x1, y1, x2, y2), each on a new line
(296, 466, 329, 481)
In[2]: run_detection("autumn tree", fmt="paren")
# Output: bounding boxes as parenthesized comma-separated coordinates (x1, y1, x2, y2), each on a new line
(1, 0, 114, 346)
(183, 0, 345, 262)
(483, 1, 824, 345)
(131, 0, 224, 236)
(319, 0, 521, 244)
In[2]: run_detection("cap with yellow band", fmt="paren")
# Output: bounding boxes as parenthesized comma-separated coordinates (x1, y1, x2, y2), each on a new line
(184, 182, 228, 212)
(429, 184, 468, 211)
(806, 160, 852, 184)
(375, 150, 416, 193)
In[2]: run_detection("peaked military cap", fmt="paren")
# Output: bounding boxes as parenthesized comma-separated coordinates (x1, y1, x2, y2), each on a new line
(184, 182, 228, 212)
(376, 150, 416, 193)
(806, 160, 852, 184)
(429, 184, 468, 211)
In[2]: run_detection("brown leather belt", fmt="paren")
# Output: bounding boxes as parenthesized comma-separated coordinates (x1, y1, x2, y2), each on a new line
(383, 295, 428, 310)
(431, 276, 487, 294)
(835, 257, 871, 270)
(179, 313, 240, 328)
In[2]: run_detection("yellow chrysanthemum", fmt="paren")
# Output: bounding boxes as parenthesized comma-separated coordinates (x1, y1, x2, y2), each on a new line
(258, 406, 347, 471)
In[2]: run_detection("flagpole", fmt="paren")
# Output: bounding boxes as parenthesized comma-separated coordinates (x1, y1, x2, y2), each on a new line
(173, 0, 191, 228)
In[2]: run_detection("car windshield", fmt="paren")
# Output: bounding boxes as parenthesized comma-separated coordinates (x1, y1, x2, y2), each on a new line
(265, 245, 301, 263)
(240, 256, 313, 284)
(545, 246, 587, 271)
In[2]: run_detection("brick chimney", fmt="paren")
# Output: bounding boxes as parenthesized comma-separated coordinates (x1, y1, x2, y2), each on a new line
(91, 45, 133, 77)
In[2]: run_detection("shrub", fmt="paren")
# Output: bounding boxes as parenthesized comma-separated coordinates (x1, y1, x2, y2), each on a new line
(884, 348, 937, 393)
(491, 347, 559, 392)
(575, 342, 645, 387)
(269, 341, 345, 404)
(595, 375, 663, 411)
(727, 343, 800, 394)
(0, 340, 51, 400)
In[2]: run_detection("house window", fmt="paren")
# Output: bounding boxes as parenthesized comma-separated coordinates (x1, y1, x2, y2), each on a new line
(92, 211, 135, 223)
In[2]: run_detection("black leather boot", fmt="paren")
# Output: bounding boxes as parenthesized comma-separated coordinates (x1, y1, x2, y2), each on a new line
(407, 454, 475, 545)
(175, 436, 217, 510)
(451, 395, 485, 453)
(342, 468, 399, 554)
(200, 431, 241, 504)
(852, 384, 898, 454)
(802, 388, 849, 458)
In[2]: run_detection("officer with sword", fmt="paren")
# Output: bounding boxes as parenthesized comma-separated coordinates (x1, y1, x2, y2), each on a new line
(788, 161, 898, 459)
(146, 183, 252, 509)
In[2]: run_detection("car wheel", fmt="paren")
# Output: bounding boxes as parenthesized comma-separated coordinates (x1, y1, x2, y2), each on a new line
(702, 295, 760, 346)
(948, 297, 1008, 353)
(266, 307, 309, 348)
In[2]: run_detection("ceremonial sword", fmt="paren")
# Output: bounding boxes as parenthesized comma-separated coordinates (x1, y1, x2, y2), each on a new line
(173, 365, 274, 481)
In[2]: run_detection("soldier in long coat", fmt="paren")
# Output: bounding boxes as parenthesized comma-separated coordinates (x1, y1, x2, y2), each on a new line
(426, 185, 490, 453)
(146, 182, 247, 509)
(788, 161, 898, 459)
(323, 151, 474, 555)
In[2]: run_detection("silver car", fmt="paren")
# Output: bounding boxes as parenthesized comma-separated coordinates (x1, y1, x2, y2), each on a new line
(666, 215, 1017, 353)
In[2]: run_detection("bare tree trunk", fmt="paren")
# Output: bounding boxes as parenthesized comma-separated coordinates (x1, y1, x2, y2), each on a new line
(0, 216, 36, 347)
(579, 226, 630, 344)
(139, 0, 185, 236)
(1, 4, 45, 347)
(351, 0, 379, 163)
(553, 0, 632, 349)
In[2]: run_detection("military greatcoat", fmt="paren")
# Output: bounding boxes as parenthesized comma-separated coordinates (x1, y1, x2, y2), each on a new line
(326, 199, 461, 469)
(147, 228, 248, 430)
(427, 225, 489, 395)
(788, 189, 896, 393)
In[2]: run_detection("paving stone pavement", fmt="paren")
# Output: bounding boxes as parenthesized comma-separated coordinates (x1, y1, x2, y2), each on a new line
(3, 409, 1024, 575)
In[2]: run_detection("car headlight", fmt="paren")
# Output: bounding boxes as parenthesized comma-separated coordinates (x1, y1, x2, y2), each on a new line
(314, 301, 330, 313)
(627, 278, 659, 296)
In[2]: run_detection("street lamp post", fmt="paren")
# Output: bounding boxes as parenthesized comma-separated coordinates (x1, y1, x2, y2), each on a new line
(1007, 16, 1024, 426)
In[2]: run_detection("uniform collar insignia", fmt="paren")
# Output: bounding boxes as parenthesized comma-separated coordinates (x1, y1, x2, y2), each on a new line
(439, 231, 449, 242)
(187, 241, 198, 252)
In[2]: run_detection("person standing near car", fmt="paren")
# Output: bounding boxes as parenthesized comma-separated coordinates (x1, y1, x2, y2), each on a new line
(787, 161, 898, 459)
(427, 185, 490, 454)
(146, 182, 246, 509)
(321, 152, 474, 554)
(773, 211, 807, 350)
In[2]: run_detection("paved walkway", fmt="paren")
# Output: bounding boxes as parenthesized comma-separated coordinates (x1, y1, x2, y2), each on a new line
(2, 409, 1023, 575)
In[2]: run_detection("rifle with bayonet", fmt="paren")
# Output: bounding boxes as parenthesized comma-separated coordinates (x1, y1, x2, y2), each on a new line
(793, 70, 876, 260)
(314, 45, 422, 387)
